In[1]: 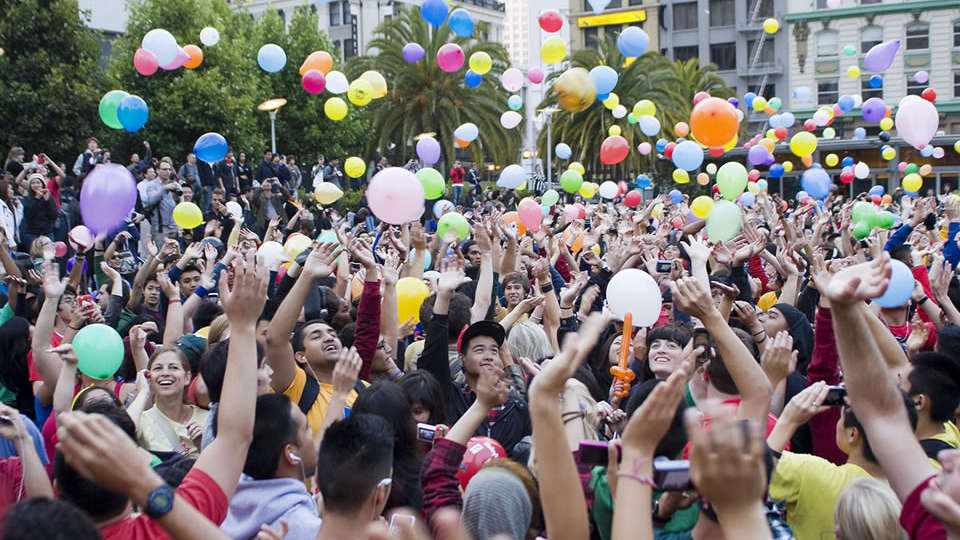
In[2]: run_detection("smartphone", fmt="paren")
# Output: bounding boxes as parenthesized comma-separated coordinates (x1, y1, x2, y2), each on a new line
(692, 327, 713, 365)
(823, 385, 847, 406)
(78, 294, 95, 312)
(656, 260, 672, 273)
(37, 154, 45, 165)
(579, 441, 619, 465)
(653, 459, 693, 491)
(416, 423, 437, 442)
(389, 514, 416, 534)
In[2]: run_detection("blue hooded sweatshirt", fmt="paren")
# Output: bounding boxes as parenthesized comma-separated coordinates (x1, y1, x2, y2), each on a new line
(220, 475, 322, 540)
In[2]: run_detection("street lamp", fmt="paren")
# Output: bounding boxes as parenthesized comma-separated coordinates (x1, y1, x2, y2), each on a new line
(257, 98, 287, 154)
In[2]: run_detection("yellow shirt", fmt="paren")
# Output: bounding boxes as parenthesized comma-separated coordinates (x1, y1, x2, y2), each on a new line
(926, 421, 960, 469)
(283, 366, 363, 436)
(769, 451, 874, 540)
(138, 405, 209, 458)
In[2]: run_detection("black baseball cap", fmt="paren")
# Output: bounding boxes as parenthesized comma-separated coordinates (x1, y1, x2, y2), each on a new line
(457, 320, 505, 354)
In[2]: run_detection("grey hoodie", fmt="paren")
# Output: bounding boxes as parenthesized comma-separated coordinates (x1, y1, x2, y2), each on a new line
(220, 475, 322, 540)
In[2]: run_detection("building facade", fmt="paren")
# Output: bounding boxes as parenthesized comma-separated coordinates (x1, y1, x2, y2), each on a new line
(566, 0, 659, 53)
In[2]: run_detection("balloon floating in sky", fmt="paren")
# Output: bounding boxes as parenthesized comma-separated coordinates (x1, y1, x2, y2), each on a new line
(555, 143, 572, 159)
(420, 0, 448, 28)
(587, 0, 611, 15)
(134, 48, 158, 76)
(501, 68, 524, 91)
(141, 28, 178, 66)
(301, 69, 326, 94)
(325, 71, 349, 94)
(367, 168, 425, 224)
(258, 44, 286, 72)
(416, 136, 441, 165)
(500, 111, 522, 129)
(193, 132, 228, 163)
(200, 27, 219, 46)
(600, 135, 629, 165)
(690, 97, 739, 147)
(863, 39, 900, 73)
(538, 9, 563, 32)
(402, 43, 425, 63)
(528, 67, 544, 84)
(589, 65, 619, 96)
(554, 68, 596, 112)
(541, 36, 567, 64)
(464, 70, 482, 88)
(182, 44, 203, 69)
(80, 164, 137, 235)
(448, 9, 474, 37)
(300, 50, 333, 75)
(617, 27, 649, 57)
(436, 43, 464, 72)
(117, 95, 149, 132)
(468, 51, 492, 75)
(99, 90, 129, 130)
(454, 122, 479, 142)
(895, 95, 939, 149)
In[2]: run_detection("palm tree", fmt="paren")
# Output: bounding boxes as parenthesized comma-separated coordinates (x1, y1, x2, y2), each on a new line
(666, 58, 736, 127)
(345, 7, 521, 170)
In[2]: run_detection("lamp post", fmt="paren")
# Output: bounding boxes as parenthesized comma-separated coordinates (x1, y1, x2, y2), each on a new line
(257, 98, 288, 154)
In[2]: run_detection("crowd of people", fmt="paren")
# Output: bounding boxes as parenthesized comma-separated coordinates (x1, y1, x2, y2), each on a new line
(0, 136, 958, 540)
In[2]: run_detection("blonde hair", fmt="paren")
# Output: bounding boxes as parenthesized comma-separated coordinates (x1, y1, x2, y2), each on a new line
(207, 313, 230, 345)
(506, 322, 553, 363)
(834, 478, 905, 540)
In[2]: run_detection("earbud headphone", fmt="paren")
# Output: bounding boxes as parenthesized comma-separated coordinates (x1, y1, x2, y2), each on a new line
(288, 452, 302, 464)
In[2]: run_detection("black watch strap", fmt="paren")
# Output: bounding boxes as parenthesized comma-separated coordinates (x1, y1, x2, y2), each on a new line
(144, 484, 175, 519)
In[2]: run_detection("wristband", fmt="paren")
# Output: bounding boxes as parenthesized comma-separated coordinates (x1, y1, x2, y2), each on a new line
(540, 284, 554, 294)
(168, 298, 181, 304)
(194, 286, 209, 298)
(390, 370, 404, 381)
(917, 296, 929, 305)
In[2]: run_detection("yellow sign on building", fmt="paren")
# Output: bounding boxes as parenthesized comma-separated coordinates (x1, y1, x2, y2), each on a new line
(577, 10, 646, 28)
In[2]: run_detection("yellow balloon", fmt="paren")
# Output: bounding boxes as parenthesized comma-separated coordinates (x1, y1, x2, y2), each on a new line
(569, 162, 585, 175)
(397, 277, 430, 323)
(672, 169, 689, 184)
(360, 70, 388, 98)
(825, 153, 839, 167)
(847, 65, 860, 78)
(348, 78, 373, 106)
(590, 244, 601, 256)
(633, 99, 656, 117)
(722, 134, 739, 152)
(344, 156, 366, 178)
(902, 173, 922, 192)
(757, 291, 778, 312)
(752, 96, 768, 111)
(880, 117, 893, 131)
(759, 138, 775, 152)
(603, 93, 619, 110)
(763, 18, 779, 33)
(173, 202, 203, 229)
(284, 233, 312, 262)
(579, 182, 597, 198)
(789, 131, 817, 157)
(468, 51, 492, 75)
(919, 164, 933, 176)
(765, 128, 776, 140)
(882, 146, 896, 160)
(691, 195, 714, 218)
(324, 97, 348, 121)
(782, 161, 793, 172)
(608, 125, 621, 136)
(541, 36, 567, 64)
(747, 181, 760, 194)
(314, 182, 344, 204)
(554, 67, 596, 112)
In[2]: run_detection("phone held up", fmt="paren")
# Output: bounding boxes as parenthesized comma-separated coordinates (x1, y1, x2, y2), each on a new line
(580, 442, 693, 491)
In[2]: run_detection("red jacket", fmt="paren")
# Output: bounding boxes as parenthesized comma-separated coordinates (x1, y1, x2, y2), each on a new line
(806, 307, 847, 466)
(355, 280, 382, 382)
(420, 438, 466, 533)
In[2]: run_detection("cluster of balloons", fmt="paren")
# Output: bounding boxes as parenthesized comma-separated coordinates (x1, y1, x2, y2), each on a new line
(851, 200, 895, 239)
(98, 90, 148, 132)
(137, 28, 206, 75)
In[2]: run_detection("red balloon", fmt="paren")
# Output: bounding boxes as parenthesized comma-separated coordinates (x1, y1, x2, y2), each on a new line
(618, 180, 628, 195)
(708, 147, 724, 157)
(922, 88, 937, 102)
(671, 217, 684, 229)
(693, 91, 711, 105)
(825, 116, 834, 126)
(712, 184, 720, 194)
(538, 9, 563, 32)
(456, 436, 505, 489)
(663, 142, 676, 159)
(774, 127, 788, 140)
(576, 203, 586, 219)
(840, 171, 854, 184)
(624, 190, 643, 207)
(748, 169, 760, 182)
(871, 194, 882, 205)
(780, 200, 789, 211)
(804, 119, 817, 132)
(600, 135, 630, 165)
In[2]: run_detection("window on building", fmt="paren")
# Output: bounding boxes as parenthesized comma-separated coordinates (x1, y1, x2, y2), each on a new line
(674, 45, 699, 61)
(673, 3, 698, 30)
(586, 0, 621, 9)
(861, 77, 882, 99)
(344, 38, 357, 58)
(954, 72, 960, 98)
(584, 27, 599, 49)
(747, 83, 775, 98)
(343, 1, 353, 24)
(709, 0, 735, 27)
(817, 29, 838, 56)
(629, 0, 644, 6)
(710, 42, 736, 70)
(747, 38, 775, 64)
(906, 78, 926, 96)
(745, 0, 773, 19)
(816, 0, 828, 7)
(817, 79, 839, 103)
(477, 21, 490, 40)
(329, 2, 341, 26)
(860, 26, 882, 53)
(906, 24, 929, 50)
(954, 21, 960, 47)
(860, 0, 881, 5)
(278, 9, 285, 25)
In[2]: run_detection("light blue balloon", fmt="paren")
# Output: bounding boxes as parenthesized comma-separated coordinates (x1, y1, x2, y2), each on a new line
(410, 248, 432, 271)
(117, 95, 148, 132)
(420, 0, 448, 28)
(589, 65, 619, 96)
(853, 127, 866, 139)
(669, 189, 682, 204)
(555, 143, 572, 159)
(507, 95, 522, 111)
(638, 115, 661, 137)
(796, 190, 808, 201)
(801, 168, 831, 199)
(464, 70, 482, 88)
(838, 95, 855, 112)
(257, 44, 286, 73)
(672, 140, 703, 171)
(793, 87, 812, 103)
(448, 8, 473, 37)
(921, 145, 934, 157)
(872, 259, 913, 308)
(740, 192, 756, 206)
(768, 114, 781, 128)
(617, 26, 648, 57)
(541, 204, 551, 215)
(781, 112, 795, 127)
(869, 185, 885, 196)
(636, 174, 651, 188)
(756, 179, 768, 191)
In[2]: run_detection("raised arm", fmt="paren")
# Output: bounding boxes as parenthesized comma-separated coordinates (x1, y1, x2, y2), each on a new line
(50, 344, 79, 415)
(157, 272, 183, 345)
(32, 263, 67, 403)
(347, 238, 380, 382)
(470, 224, 494, 324)
(0, 404, 52, 499)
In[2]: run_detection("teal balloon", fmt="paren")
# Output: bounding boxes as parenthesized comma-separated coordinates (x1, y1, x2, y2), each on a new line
(410, 248, 432, 271)
(317, 229, 339, 244)
(74, 324, 124, 380)
(705, 200, 742, 243)
(437, 212, 470, 240)
(507, 94, 522, 110)
(716, 162, 748, 201)
(542, 189, 560, 206)
(98, 90, 129, 130)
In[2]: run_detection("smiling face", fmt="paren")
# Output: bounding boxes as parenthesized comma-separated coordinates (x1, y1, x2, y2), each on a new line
(503, 281, 526, 308)
(648, 338, 683, 379)
(300, 321, 342, 367)
(149, 350, 190, 398)
(460, 335, 501, 378)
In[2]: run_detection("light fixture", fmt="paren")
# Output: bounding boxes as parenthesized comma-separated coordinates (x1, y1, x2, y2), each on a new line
(414, 132, 437, 140)
(258, 98, 288, 153)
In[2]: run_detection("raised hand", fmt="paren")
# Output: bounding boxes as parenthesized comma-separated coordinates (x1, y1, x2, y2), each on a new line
(156, 271, 179, 300)
(474, 363, 509, 409)
(531, 313, 609, 396)
(379, 250, 401, 286)
(436, 257, 471, 293)
(760, 331, 797, 384)
(99, 261, 120, 282)
(219, 251, 269, 328)
(822, 252, 892, 305)
(778, 381, 830, 428)
(302, 242, 341, 280)
(48, 343, 79, 367)
(332, 347, 362, 396)
(670, 276, 717, 321)
(680, 234, 711, 263)
(41, 261, 66, 299)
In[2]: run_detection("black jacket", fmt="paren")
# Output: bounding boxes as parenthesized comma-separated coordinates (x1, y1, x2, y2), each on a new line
(255, 161, 276, 182)
(197, 161, 217, 188)
(21, 195, 57, 235)
(216, 160, 238, 193)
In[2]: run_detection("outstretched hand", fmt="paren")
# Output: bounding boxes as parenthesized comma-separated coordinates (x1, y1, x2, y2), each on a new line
(822, 252, 892, 306)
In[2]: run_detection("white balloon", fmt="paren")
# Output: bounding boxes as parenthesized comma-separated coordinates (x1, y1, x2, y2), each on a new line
(497, 164, 526, 188)
(199, 27, 220, 46)
(500, 111, 522, 129)
(256, 241, 284, 271)
(813, 109, 830, 126)
(225, 200, 242, 218)
(141, 28, 179, 66)
(735, 109, 745, 122)
(433, 199, 454, 218)
(326, 71, 349, 94)
(454, 122, 479, 142)
(612, 104, 627, 119)
(605, 269, 662, 326)
(854, 161, 870, 179)
(598, 181, 619, 199)
(501, 68, 524, 92)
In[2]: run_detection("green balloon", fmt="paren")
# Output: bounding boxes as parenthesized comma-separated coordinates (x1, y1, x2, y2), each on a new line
(74, 323, 124, 380)
(716, 162, 748, 201)
(853, 220, 871, 240)
(843, 44, 857, 56)
(560, 169, 583, 193)
(416, 167, 445, 199)
(98, 90, 129, 130)
(626, 113, 637, 124)
(871, 210, 896, 230)
(317, 229, 339, 244)
(904, 163, 918, 175)
(437, 212, 470, 240)
(705, 200, 743, 243)
(851, 201, 875, 223)
(542, 189, 560, 207)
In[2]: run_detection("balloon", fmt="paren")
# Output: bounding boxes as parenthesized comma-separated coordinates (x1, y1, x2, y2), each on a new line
(301, 70, 326, 94)
(862, 97, 886, 122)
(854, 161, 870, 179)
(794, 86, 812, 103)
(852, 220, 871, 240)
(606, 268, 661, 326)
(598, 181, 618, 199)
(560, 169, 583, 193)
(624, 190, 643, 207)
(68, 225, 93, 253)
(182, 44, 203, 69)
(863, 39, 900, 73)
(579, 182, 598, 198)
(449, 9, 474, 37)
(790, 131, 817, 156)
(53, 241, 67, 258)
(757, 291, 778, 312)
(517, 199, 542, 232)
(435, 212, 469, 241)
(691, 195, 714, 218)
(79, 164, 137, 235)
(507, 94, 523, 111)
(674, 122, 690, 137)
(672, 140, 704, 171)
(420, 0, 448, 27)
(801, 168, 831, 199)
(747, 145, 772, 166)
(825, 153, 839, 167)
(618, 26, 649, 57)
(258, 44, 286, 72)
(454, 122, 479, 142)
(98, 90, 129, 130)
(457, 436, 506, 489)
(430, 200, 453, 219)
(464, 69, 482, 88)
(716, 162, 748, 200)
(554, 67, 596, 112)
(919, 163, 933, 176)
(933, 147, 945, 159)
(752, 96, 768, 111)
(538, 9, 563, 32)
(705, 200, 743, 243)
(612, 104, 627, 118)
(414, 136, 441, 166)
(324, 97, 348, 121)
(436, 43, 464, 72)
(569, 162, 585, 175)
(870, 210, 896, 230)
(637, 142, 652, 155)
(193, 132, 228, 163)
(500, 111, 522, 129)
(608, 125, 621, 137)
(200, 27, 220, 46)
(763, 18, 779, 33)
(325, 71, 349, 94)
(134, 48, 158, 76)
(367, 168, 425, 224)
(283, 233, 312, 264)
(600, 136, 629, 165)
(638, 115, 661, 137)
(555, 143, 572, 159)
(634, 99, 656, 116)
(501, 68, 524, 92)
(823, 127, 836, 139)
(141, 28, 178, 66)
(348, 78, 373, 106)
(672, 169, 689, 184)
(589, 66, 618, 95)
(402, 43, 426, 63)
(869, 75, 883, 88)
(343, 157, 366, 178)
(697, 172, 710, 185)
(417, 167, 446, 198)
(757, 179, 768, 191)
(690, 97, 739, 147)
(495, 165, 525, 189)
(541, 36, 567, 64)
(360, 71, 388, 98)
(172, 202, 202, 229)
(74, 324, 124, 380)
(469, 51, 492, 75)
(117, 95, 149, 132)
(528, 67, 544, 84)
(392, 276, 431, 325)
(871, 259, 913, 308)
(314, 183, 343, 204)
(880, 117, 893, 131)
(896, 95, 939, 149)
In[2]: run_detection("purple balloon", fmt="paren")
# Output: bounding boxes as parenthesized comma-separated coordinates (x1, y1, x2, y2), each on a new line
(747, 145, 771, 166)
(416, 136, 441, 165)
(80, 164, 137, 234)
(861, 97, 887, 123)
(65, 256, 87, 275)
(402, 43, 425, 63)
(863, 39, 900, 73)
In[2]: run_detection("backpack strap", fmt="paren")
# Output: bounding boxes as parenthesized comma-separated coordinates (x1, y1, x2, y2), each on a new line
(147, 408, 187, 455)
(298, 375, 320, 416)
(353, 379, 367, 395)
(920, 438, 954, 461)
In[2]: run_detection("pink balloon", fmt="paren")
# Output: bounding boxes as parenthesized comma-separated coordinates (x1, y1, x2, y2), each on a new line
(897, 162, 908, 172)
(517, 199, 542, 232)
(53, 241, 67, 258)
(134, 47, 158, 76)
(637, 142, 652, 155)
(564, 204, 578, 221)
(160, 47, 190, 70)
(895, 95, 939, 150)
(366, 167, 425, 224)
(436, 43, 464, 73)
(528, 68, 544, 84)
(68, 225, 93, 253)
(301, 70, 326, 94)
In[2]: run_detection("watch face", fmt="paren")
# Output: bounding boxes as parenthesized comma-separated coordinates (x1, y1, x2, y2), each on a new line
(146, 485, 175, 517)
(154, 492, 172, 507)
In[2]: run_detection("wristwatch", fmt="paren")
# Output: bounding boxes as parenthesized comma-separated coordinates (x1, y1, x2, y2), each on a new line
(143, 484, 175, 519)
(651, 498, 670, 527)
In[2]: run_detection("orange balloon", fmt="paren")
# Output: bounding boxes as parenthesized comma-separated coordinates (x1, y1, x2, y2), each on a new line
(503, 211, 527, 236)
(674, 122, 689, 137)
(299, 50, 333, 75)
(183, 44, 203, 69)
(801, 154, 813, 167)
(351, 273, 363, 299)
(456, 138, 470, 148)
(570, 232, 584, 253)
(882, 194, 892, 204)
(696, 172, 710, 185)
(690, 97, 739, 148)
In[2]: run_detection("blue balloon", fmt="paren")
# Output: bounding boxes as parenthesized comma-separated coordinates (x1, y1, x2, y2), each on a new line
(872, 259, 914, 308)
(768, 114, 781, 128)
(193, 133, 228, 163)
(507, 95, 522, 111)
(781, 112, 795, 127)
(769, 163, 785, 179)
(869, 75, 883, 88)
(639, 115, 661, 137)
(117, 95, 148, 132)
(617, 26, 649, 57)
(655, 138, 668, 152)
(672, 140, 703, 171)
(448, 8, 473, 36)
(596, 93, 610, 102)
(744, 92, 757, 108)
(801, 168, 831, 199)
(757, 179, 768, 191)
(793, 86, 812, 103)
(837, 95, 855, 112)
(741, 192, 756, 206)
(841, 157, 855, 168)
(420, 0, 448, 28)
(868, 185, 885, 196)
(555, 143, 572, 159)
(727, 97, 739, 108)
(464, 70, 482, 88)
(410, 248, 432, 271)
(589, 65, 619, 96)
(921, 144, 934, 157)
(636, 174, 651, 188)
(669, 189, 682, 204)
(257, 44, 286, 73)
(853, 127, 866, 139)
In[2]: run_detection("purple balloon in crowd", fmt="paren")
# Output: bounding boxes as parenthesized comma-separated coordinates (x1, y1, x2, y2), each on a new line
(747, 145, 771, 166)
(416, 136, 441, 165)
(402, 43, 425, 63)
(80, 164, 137, 234)
(861, 97, 887, 123)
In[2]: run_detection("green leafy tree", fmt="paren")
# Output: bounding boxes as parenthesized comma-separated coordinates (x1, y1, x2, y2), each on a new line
(345, 7, 521, 171)
(0, 0, 109, 162)
(667, 58, 735, 127)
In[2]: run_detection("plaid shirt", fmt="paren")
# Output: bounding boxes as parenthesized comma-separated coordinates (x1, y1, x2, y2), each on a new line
(767, 500, 796, 540)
